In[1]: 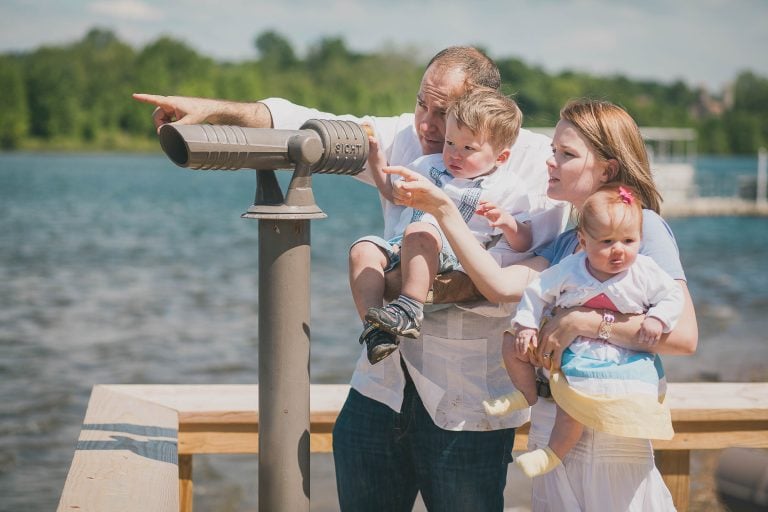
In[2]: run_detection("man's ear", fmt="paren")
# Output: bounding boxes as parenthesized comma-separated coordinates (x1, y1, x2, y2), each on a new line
(496, 148, 511, 165)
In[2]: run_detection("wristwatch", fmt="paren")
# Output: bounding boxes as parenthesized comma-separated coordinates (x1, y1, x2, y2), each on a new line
(535, 377, 552, 399)
(597, 310, 615, 340)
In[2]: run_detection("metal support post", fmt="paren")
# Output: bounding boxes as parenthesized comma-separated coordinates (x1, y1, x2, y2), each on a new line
(257, 216, 311, 511)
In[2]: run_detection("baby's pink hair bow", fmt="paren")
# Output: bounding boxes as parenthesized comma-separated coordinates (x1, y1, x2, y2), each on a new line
(618, 186, 633, 204)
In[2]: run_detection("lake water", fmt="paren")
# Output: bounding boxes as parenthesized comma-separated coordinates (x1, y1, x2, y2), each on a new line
(1, 153, 766, 511)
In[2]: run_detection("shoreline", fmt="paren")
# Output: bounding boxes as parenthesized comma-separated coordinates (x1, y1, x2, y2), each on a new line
(663, 197, 768, 217)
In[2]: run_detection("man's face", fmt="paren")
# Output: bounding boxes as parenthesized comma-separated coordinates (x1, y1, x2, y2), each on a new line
(414, 66, 467, 155)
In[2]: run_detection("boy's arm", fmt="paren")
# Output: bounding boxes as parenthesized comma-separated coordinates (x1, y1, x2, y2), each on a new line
(367, 134, 394, 203)
(499, 219, 532, 253)
(476, 200, 533, 252)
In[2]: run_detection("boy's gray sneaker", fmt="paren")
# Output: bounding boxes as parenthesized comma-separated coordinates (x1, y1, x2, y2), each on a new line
(359, 324, 399, 364)
(365, 300, 423, 339)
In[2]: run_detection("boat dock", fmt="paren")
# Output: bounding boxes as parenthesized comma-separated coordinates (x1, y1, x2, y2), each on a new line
(57, 383, 768, 512)
(662, 197, 768, 217)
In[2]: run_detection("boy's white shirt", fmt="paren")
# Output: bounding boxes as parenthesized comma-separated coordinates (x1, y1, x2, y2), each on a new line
(264, 97, 569, 430)
(386, 153, 527, 246)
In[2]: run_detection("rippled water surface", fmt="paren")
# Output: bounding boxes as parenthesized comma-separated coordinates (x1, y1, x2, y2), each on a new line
(1, 153, 766, 510)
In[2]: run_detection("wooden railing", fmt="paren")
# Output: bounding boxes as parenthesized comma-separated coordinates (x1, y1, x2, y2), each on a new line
(57, 382, 768, 512)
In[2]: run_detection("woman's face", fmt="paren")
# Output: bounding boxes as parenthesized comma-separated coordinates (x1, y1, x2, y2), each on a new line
(546, 120, 612, 209)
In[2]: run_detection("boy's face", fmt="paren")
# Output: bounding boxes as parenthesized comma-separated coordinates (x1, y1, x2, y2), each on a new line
(577, 210, 641, 281)
(442, 114, 506, 180)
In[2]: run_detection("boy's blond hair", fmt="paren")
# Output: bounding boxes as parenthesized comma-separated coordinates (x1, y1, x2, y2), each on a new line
(447, 88, 522, 152)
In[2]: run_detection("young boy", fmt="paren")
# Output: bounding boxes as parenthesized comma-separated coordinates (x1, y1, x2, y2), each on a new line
(349, 88, 533, 364)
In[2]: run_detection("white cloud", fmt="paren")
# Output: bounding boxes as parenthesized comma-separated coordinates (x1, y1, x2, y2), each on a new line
(88, 0, 163, 21)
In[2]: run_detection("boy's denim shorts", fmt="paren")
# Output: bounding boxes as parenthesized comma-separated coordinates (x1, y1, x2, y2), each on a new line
(351, 233, 458, 274)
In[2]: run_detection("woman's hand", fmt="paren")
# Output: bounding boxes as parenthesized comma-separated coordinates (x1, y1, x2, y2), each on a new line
(384, 166, 452, 215)
(536, 307, 597, 369)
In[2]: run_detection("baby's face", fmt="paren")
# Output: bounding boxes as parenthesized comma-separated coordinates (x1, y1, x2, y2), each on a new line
(578, 213, 641, 281)
(442, 115, 502, 180)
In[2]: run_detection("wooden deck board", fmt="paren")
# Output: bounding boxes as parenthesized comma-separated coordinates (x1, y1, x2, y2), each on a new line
(59, 382, 768, 512)
(57, 386, 180, 512)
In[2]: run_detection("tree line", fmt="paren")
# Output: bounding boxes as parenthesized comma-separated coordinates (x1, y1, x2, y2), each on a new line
(0, 28, 766, 154)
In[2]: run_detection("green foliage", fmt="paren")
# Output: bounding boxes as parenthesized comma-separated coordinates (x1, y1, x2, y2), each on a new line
(730, 72, 768, 150)
(255, 30, 298, 70)
(0, 56, 29, 149)
(2, 29, 766, 154)
(25, 45, 87, 139)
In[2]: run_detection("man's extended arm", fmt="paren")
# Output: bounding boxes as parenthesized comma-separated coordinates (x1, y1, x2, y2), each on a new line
(132, 94, 274, 132)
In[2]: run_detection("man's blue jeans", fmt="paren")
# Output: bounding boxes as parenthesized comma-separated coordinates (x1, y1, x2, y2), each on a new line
(332, 378, 515, 511)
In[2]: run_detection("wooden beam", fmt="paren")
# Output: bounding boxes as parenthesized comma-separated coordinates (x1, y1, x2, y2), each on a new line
(57, 385, 180, 512)
(179, 455, 193, 512)
(656, 449, 691, 511)
(653, 420, 768, 450)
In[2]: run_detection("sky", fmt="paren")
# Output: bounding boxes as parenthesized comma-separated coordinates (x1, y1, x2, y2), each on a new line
(1, 0, 766, 92)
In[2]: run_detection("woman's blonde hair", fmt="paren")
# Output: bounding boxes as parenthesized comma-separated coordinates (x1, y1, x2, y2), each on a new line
(560, 99, 662, 213)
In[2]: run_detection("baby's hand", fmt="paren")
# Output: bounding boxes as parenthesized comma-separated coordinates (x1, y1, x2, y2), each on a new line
(477, 200, 516, 229)
(638, 316, 664, 345)
(515, 325, 538, 356)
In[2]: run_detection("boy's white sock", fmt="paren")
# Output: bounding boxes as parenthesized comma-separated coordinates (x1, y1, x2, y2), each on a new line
(515, 447, 562, 478)
(482, 391, 530, 416)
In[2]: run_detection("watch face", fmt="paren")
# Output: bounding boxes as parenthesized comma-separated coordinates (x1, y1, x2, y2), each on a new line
(536, 379, 552, 398)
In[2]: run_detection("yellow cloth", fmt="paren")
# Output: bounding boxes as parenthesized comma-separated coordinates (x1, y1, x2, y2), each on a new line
(515, 446, 562, 478)
(482, 391, 530, 416)
(549, 371, 674, 440)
